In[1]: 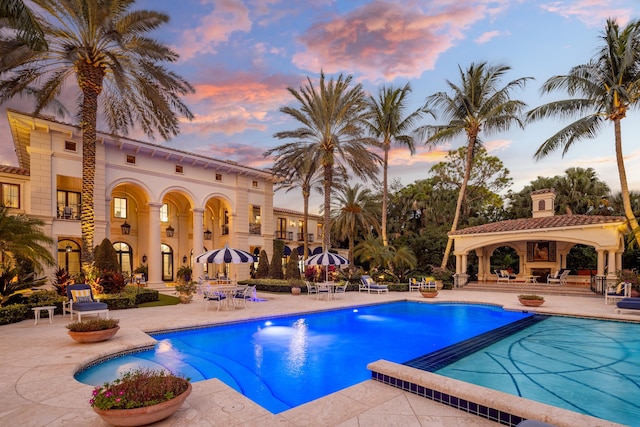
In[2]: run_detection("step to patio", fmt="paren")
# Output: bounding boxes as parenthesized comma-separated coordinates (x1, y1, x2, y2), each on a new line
(459, 281, 600, 298)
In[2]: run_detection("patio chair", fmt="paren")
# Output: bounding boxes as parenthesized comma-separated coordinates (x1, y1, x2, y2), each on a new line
(334, 282, 348, 299)
(359, 275, 389, 294)
(317, 282, 332, 300)
(203, 287, 227, 311)
(305, 281, 318, 296)
(233, 285, 255, 308)
(408, 278, 421, 292)
(495, 270, 516, 283)
(63, 283, 109, 322)
(605, 281, 632, 304)
(547, 269, 570, 285)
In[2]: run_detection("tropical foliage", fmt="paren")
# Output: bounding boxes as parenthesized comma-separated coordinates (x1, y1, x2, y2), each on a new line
(0, 0, 194, 266)
(422, 62, 532, 268)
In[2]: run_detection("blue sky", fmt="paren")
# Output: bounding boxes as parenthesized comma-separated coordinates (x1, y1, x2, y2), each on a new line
(2, 0, 640, 214)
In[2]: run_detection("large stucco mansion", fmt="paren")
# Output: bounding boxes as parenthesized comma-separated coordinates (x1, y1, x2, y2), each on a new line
(1, 110, 324, 287)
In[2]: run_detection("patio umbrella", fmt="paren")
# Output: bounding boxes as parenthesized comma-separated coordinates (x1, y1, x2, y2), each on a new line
(196, 243, 254, 264)
(305, 251, 349, 281)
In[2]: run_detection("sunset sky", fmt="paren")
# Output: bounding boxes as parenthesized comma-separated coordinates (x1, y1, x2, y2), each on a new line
(2, 0, 640, 213)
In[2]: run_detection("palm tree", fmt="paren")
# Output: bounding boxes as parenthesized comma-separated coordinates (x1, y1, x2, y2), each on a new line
(527, 18, 640, 245)
(365, 83, 424, 247)
(0, 0, 194, 266)
(353, 235, 391, 271)
(272, 71, 380, 251)
(269, 154, 323, 259)
(423, 62, 531, 269)
(0, 0, 46, 50)
(0, 206, 54, 272)
(330, 184, 380, 262)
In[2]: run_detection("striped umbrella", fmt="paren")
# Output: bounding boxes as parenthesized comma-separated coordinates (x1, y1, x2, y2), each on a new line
(305, 251, 349, 282)
(196, 243, 254, 264)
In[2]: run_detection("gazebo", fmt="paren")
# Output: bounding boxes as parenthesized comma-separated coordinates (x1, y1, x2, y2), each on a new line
(449, 189, 628, 289)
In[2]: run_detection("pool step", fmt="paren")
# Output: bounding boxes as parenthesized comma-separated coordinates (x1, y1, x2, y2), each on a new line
(460, 281, 599, 297)
(404, 314, 550, 372)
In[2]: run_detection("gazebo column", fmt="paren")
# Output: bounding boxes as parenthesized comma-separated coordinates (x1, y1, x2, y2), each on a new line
(476, 249, 485, 281)
(607, 250, 617, 279)
(455, 254, 462, 274)
(461, 253, 468, 276)
(597, 250, 606, 276)
(616, 251, 623, 275)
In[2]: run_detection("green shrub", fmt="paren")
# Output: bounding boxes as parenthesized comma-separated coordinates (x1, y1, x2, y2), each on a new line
(66, 318, 119, 332)
(0, 304, 29, 325)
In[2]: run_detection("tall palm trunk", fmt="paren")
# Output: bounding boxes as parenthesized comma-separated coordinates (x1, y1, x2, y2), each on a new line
(381, 141, 389, 247)
(614, 119, 640, 242)
(441, 138, 475, 269)
(323, 161, 333, 251)
(78, 64, 104, 266)
(302, 186, 310, 260)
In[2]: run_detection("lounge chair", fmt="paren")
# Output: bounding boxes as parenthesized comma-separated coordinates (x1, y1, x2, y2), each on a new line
(605, 282, 632, 304)
(616, 297, 640, 314)
(63, 283, 109, 322)
(547, 269, 570, 285)
(495, 270, 516, 283)
(359, 275, 389, 294)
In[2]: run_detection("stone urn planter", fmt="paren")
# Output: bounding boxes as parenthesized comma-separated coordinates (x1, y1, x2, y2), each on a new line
(518, 295, 545, 307)
(93, 382, 191, 426)
(66, 318, 120, 343)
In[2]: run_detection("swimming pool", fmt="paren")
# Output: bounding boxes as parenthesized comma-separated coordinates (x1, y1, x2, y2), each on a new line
(76, 302, 531, 413)
(435, 315, 640, 426)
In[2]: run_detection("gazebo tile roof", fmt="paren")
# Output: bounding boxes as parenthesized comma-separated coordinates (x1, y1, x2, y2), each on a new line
(450, 215, 627, 236)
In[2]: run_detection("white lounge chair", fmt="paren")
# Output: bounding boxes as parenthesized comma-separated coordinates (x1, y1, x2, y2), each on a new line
(359, 276, 389, 294)
(495, 270, 516, 283)
(547, 269, 570, 285)
(605, 281, 632, 304)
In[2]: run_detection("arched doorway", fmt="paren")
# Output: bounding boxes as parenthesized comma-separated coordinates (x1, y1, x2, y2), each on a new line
(113, 242, 133, 276)
(490, 246, 520, 275)
(58, 239, 80, 276)
(161, 244, 173, 281)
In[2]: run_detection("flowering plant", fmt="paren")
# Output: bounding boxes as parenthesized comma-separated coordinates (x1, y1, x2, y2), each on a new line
(90, 368, 190, 410)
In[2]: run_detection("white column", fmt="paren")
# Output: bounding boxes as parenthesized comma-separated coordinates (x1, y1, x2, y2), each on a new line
(616, 251, 623, 275)
(147, 203, 162, 286)
(461, 254, 468, 276)
(476, 250, 484, 282)
(455, 254, 462, 274)
(607, 250, 617, 279)
(192, 208, 204, 278)
(597, 250, 605, 276)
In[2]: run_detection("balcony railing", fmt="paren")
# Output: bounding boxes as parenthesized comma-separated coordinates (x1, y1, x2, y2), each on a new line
(276, 230, 294, 240)
(57, 204, 79, 220)
(297, 233, 315, 241)
(249, 223, 261, 235)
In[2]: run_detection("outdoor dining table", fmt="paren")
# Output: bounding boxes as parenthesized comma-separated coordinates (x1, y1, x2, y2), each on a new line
(317, 282, 336, 300)
(203, 284, 245, 310)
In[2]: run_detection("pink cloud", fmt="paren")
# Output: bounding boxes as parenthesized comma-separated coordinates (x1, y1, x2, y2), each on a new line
(540, 1, 632, 27)
(181, 71, 300, 136)
(175, 0, 252, 61)
(194, 141, 273, 168)
(475, 30, 507, 44)
(291, 1, 511, 81)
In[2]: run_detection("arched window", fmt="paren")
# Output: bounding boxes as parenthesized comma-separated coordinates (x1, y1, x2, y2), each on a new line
(113, 242, 133, 276)
(58, 240, 80, 277)
(538, 200, 546, 211)
(161, 244, 173, 281)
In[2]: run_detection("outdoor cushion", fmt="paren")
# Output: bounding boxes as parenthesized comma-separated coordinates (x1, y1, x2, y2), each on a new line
(74, 301, 108, 311)
(76, 295, 93, 303)
(616, 282, 625, 294)
(617, 298, 640, 310)
(71, 289, 91, 301)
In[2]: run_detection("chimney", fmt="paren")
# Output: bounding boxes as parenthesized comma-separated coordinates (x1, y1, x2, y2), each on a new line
(531, 189, 556, 218)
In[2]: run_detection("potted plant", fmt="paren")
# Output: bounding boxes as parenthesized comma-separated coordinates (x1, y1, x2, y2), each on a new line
(90, 368, 191, 426)
(176, 265, 192, 282)
(419, 287, 438, 298)
(174, 281, 197, 303)
(66, 318, 120, 343)
(289, 278, 304, 295)
(518, 294, 545, 307)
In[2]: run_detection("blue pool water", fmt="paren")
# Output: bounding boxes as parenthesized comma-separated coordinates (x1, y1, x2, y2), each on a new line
(76, 302, 530, 413)
(436, 316, 640, 426)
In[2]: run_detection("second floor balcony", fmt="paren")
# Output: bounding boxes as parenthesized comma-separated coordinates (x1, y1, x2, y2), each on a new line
(276, 230, 293, 240)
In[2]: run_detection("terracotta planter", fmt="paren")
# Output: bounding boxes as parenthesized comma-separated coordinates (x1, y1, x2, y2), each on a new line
(93, 383, 191, 426)
(68, 326, 120, 343)
(420, 291, 438, 298)
(178, 293, 193, 304)
(291, 287, 301, 295)
(519, 298, 544, 307)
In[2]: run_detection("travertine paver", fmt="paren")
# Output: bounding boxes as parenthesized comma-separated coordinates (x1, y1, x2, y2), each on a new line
(0, 287, 632, 426)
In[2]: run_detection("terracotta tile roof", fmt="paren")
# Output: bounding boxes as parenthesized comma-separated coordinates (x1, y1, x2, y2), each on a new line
(0, 165, 29, 176)
(450, 215, 627, 236)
